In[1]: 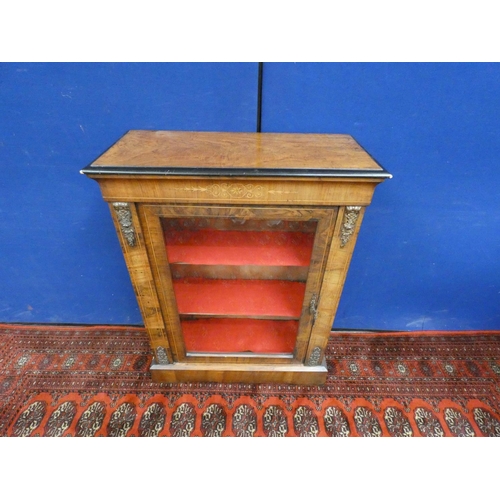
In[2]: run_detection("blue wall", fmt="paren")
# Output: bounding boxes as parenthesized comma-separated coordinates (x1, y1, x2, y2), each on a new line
(0, 63, 258, 324)
(1, 62, 499, 330)
(262, 63, 500, 331)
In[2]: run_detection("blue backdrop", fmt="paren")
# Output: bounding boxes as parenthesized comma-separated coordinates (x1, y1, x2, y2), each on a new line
(0, 62, 258, 324)
(261, 63, 500, 331)
(1, 62, 499, 330)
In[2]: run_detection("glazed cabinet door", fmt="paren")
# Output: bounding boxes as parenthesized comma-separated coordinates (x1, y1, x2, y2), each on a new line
(138, 204, 339, 366)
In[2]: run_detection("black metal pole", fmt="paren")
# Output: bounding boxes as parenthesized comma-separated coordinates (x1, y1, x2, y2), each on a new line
(256, 62, 263, 133)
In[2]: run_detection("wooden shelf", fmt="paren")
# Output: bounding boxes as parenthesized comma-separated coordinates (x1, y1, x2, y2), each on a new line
(164, 229, 315, 266)
(170, 263, 308, 282)
(172, 278, 306, 318)
(181, 318, 298, 354)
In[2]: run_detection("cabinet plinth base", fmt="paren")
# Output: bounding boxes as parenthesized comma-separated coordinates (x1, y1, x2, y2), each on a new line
(149, 360, 328, 385)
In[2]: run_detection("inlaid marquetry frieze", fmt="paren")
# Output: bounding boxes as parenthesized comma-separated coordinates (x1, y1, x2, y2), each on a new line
(175, 183, 264, 199)
(174, 182, 301, 200)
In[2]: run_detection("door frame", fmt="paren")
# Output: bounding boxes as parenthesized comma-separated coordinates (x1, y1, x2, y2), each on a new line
(138, 203, 338, 365)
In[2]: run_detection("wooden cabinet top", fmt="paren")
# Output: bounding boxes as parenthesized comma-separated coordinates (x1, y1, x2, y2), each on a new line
(82, 130, 391, 180)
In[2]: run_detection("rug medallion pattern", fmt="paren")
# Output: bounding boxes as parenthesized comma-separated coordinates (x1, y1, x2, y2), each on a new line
(1, 325, 500, 437)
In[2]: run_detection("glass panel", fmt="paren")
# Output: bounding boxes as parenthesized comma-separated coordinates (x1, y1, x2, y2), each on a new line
(162, 217, 317, 355)
(181, 318, 299, 354)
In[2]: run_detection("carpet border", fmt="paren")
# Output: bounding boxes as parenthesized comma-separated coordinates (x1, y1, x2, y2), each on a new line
(0, 322, 499, 338)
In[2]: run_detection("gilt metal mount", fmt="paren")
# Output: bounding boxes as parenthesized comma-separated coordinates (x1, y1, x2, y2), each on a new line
(340, 206, 362, 247)
(155, 346, 170, 365)
(112, 202, 136, 247)
(306, 347, 322, 366)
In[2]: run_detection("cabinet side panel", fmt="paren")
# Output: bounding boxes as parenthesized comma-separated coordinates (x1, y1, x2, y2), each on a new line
(305, 206, 366, 365)
(108, 202, 173, 364)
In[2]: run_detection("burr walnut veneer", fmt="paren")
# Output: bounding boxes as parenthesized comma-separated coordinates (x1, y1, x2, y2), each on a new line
(82, 131, 391, 385)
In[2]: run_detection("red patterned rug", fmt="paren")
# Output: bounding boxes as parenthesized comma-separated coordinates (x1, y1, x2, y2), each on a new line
(1, 324, 500, 437)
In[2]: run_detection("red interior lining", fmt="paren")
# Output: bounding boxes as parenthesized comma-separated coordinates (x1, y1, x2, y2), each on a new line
(173, 278, 306, 317)
(165, 229, 315, 266)
(181, 318, 298, 353)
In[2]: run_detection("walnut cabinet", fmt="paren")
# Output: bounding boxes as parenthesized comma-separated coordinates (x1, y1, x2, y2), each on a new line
(82, 131, 390, 385)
